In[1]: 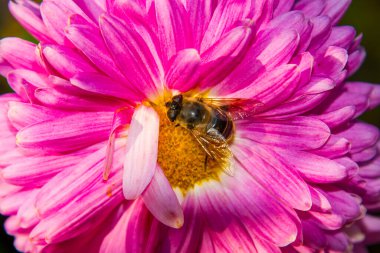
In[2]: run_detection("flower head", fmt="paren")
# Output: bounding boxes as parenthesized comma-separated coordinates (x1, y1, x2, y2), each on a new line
(1, 0, 380, 252)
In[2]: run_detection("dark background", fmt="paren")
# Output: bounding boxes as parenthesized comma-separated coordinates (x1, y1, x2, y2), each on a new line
(0, 0, 379, 252)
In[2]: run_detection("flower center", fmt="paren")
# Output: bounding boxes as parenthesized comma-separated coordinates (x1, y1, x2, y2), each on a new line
(155, 104, 226, 192)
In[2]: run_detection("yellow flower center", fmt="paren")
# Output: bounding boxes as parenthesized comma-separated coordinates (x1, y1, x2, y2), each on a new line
(154, 101, 228, 193)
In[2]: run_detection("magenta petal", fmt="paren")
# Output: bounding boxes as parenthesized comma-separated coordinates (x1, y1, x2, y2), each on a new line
(237, 116, 330, 150)
(217, 29, 300, 94)
(226, 64, 299, 105)
(223, 168, 299, 246)
(208, 222, 257, 252)
(34, 145, 124, 219)
(8, 0, 52, 42)
(309, 186, 332, 212)
(234, 143, 312, 211)
(200, 0, 253, 52)
(7, 102, 68, 130)
(34, 87, 122, 111)
(123, 105, 159, 199)
(2, 152, 85, 187)
(347, 47, 366, 77)
(314, 46, 348, 83)
(199, 26, 252, 90)
(71, 72, 143, 101)
(0, 38, 42, 72)
(187, 0, 214, 49)
(323, 0, 351, 25)
(99, 14, 163, 98)
(312, 135, 351, 159)
(337, 122, 379, 153)
(16, 112, 113, 152)
(168, 193, 204, 252)
(65, 14, 125, 80)
(155, 0, 192, 62)
(294, 0, 325, 18)
(41, 44, 97, 79)
(314, 106, 356, 130)
(142, 165, 184, 228)
(275, 149, 350, 183)
(40, 0, 91, 45)
(165, 49, 200, 92)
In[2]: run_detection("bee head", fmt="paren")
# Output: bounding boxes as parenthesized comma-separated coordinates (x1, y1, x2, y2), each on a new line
(165, 95, 183, 122)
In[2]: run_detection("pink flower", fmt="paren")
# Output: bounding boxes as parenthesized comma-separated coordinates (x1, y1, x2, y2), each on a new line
(1, 0, 380, 252)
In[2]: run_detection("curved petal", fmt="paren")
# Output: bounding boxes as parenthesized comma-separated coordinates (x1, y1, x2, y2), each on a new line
(123, 105, 159, 199)
(16, 112, 113, 152)
(155, 0, 193, 62)
(99, 14, 163, 98)
(165, 49, 200, 92)
(237, 116, 330, 150)
(233, 142, 312, 211)
(142, 165, 184, 228)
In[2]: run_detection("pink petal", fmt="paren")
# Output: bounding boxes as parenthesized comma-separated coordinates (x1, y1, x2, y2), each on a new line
(314, 26, 356, 57)
(223, 167, 300, 246)
(40, 0, 91, 45)
(34, 87, 122, 111)
(74, 0, 106, 21)
(0, 38, 42, 72)
(41, 44, 97, 79)
(294, 0, 325, 18)
(165, 49, 200, 92)
(123, 105, 159, 199)
(142, 165, 184, 228)
(8, 0, 52, 42)
(322, 0, 351, 25)
(99, 14, 163, 98)
(274, 0, 295, 16)
(199, 25, 253, 91)
(234, 142, 312, 211)
(7, 101, 69, 130)
(169, 193, 204, 252)
(337, 122, 379, 153)
(314, 46, 348, 83)
(237, 116, 330, 150)
(208, 222, 257, 253)
(187, 0, 215, 49)
(312, 135, 351, 159)
(309, 186, 332, 212)
(65, 14, 125, 80)
(16, 112, 113, 152)
(34, 144, 124, 219)
(71, 72, 143, 102)
(313, 106, 356, 130)
(325, 189, 362, 222)
(347, 47, 366, 77)
(217, 29, 299, 93)
(225, 64, 299, 107)
(155, 0, 192, 62)
(274, 149, 350, 183)
(200, 0, 253, 52)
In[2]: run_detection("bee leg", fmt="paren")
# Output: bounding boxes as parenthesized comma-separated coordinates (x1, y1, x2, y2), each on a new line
(204, 155, 208, 171)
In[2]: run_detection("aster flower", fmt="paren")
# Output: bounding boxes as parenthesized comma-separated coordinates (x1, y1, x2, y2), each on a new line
(1, 0, 380, 252)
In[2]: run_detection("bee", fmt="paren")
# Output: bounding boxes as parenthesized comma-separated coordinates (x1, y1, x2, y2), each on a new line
(165, 94, 261, 175)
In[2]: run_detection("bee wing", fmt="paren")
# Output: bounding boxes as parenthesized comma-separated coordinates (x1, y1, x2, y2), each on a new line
(197, 97, 263, 121)
(190, 127, 234, 176)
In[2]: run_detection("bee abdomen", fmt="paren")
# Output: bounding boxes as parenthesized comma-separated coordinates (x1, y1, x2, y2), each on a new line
(208, 109, 234, 141)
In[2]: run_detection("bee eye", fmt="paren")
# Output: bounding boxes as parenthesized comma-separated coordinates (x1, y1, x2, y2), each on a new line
(172, 95, 183, 104)
(167, 109, 178, 122)
(165, 102, 171, 108)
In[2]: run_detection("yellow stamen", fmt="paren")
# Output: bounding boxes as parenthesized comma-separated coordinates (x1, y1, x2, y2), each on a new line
(155, 105, 225, 193)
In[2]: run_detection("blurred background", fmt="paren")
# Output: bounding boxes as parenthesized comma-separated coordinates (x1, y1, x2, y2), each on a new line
(0, 0, 380, 252)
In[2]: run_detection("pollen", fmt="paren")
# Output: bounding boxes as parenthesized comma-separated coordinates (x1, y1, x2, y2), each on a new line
(155, 106, 224, 192)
